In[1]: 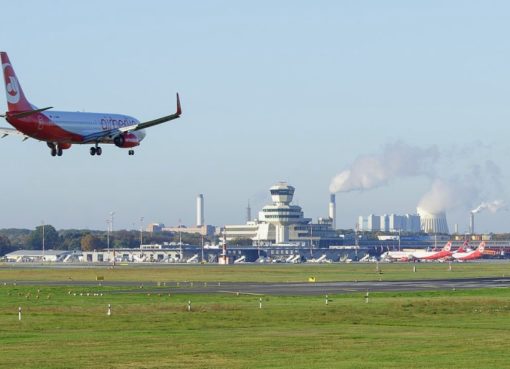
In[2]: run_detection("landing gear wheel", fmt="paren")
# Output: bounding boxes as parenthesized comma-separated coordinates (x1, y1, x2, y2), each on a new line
(57, 147, 63, 156)
(96, 147, 102, 156)
(128, 150, 135, 156)
(90, 147, 96, 156)
(51, 148, 57, 157)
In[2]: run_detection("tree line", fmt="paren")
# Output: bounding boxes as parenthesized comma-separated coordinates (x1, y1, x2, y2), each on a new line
(0, 226, 216, 255)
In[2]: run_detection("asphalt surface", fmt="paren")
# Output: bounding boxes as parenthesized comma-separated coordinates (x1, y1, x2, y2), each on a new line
(2, 277, 510, 295)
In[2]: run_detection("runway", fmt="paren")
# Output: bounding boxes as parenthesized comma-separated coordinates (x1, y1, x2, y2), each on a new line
(4, 277, 510, 295)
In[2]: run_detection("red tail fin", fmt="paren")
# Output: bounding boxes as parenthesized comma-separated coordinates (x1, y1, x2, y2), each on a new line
(443, 241, 452, 252)
(478, 242, 486, 253)
(1, 52, 33, 112)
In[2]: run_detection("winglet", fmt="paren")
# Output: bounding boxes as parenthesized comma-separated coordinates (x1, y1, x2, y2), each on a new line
(176, 93, 182, 116)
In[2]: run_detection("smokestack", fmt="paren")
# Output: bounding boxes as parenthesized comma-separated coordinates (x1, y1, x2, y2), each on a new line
(329, 193, 336, 229)
(246, 201, 252, 223)
(196, 194, 204, 227)
(454, 223, 459, 234)
(470, 212, 474, 234)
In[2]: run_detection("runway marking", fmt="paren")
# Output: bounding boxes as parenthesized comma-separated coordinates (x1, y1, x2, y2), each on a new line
(218, 290, 265, 296)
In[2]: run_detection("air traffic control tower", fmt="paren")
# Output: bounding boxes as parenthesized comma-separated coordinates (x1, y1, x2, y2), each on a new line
(260, 182, 304, 244)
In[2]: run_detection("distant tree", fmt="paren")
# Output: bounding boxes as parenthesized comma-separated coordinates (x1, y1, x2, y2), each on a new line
(80, 234, 104, 251)
(143, 231, 173, 245)
(230, 238, 253, 246)
(112, 230, 139, 248)
(27, 225, 60, 250)
(0, 228, 31, 248)
(60, 230, 88, 250)
(0, 234, 15, 256)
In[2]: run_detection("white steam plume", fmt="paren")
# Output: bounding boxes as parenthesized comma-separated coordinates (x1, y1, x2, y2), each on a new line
(418, 160, 504, 214)
(329, 142, 439, 193)
(417, 178, 476, 214)
(471, 200, 507, 214)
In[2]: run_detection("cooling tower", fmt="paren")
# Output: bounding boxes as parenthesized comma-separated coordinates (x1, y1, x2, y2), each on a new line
(416, 207, 449, 234)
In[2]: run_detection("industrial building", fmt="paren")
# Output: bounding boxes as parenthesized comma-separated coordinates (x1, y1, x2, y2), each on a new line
(417, 207, 449, 234)
(358, 213, 421, 233)
(146, 194, 216, 238)
(223, 182, 340, 247)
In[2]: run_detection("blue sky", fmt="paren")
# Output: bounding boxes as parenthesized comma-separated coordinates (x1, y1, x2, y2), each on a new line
(1, 1, 509, 233)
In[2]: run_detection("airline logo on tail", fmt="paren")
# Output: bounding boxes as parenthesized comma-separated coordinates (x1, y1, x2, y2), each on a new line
(444, 242, 451, 252)
(2, 63, 20, 104)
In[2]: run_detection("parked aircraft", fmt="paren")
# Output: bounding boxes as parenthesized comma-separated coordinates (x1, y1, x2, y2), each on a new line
(451, 242, 486, 261)
(411, 241, 452, 261)
(380, 250, 414, 262)
(1, 52, 181, 156)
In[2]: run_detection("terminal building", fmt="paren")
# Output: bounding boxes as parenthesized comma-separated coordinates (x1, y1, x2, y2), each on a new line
(223, 182, 340, 247)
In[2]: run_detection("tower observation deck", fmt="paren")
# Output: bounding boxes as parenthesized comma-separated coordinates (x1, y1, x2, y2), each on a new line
(260, 182, 305, 243)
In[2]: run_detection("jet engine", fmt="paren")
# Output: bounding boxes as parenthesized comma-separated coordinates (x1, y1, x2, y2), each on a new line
(113, 133, 139, 148)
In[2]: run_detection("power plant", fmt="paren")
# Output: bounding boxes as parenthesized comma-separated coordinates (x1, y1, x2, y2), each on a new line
(417, 207, 449, 234)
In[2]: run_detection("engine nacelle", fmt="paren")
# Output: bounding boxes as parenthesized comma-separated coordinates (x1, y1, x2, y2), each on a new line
(113, 133, 139, 148)
(59, 143, 72, 150)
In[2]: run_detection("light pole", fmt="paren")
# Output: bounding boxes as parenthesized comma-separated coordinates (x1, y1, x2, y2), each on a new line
(140, 217, 144, 247)
(106, 219, 111, 261)
(110, 211, 115, 265)
(201, 234, 204, 263)
(41, 221, 45, 262)
(178, 218, 182, 262)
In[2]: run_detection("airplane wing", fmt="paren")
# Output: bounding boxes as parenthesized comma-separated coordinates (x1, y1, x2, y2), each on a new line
(0, 127, 29, 140)
(82, 93, 181, 144)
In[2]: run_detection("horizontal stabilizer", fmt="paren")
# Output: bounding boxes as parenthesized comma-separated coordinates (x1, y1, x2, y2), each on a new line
(0, 127, 28, 140)
(8, 106, 53, 119)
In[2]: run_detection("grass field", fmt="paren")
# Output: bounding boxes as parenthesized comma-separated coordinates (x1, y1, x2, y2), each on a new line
(1, 282, 509, 369)
(1, 261, 510, 283)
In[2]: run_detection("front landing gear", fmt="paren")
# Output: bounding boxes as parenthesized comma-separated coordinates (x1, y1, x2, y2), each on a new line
(128, 150, 135, 156)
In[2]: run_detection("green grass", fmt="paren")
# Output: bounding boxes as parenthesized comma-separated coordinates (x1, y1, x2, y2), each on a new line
(1, 262, 510, 283)
(1, 283, 510, 368)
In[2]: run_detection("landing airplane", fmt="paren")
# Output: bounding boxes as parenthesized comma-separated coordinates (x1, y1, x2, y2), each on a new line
(451, 242, 486, 261)
(1, 52, 181, 156)
(411, 241, 452, 261)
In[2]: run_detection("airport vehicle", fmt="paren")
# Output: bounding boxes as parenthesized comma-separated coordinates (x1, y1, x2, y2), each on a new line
(411, 241, 452, 261)
(1, 52, 181, 156)
(451, 242, 486, 261)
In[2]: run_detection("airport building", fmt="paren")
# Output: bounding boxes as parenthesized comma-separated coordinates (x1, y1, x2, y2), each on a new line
(223, 182, 339, 247)
(146, 194, 216, 238)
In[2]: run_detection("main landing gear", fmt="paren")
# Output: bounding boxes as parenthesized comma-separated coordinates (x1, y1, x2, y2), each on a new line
(128, 150, 135, 156)
(47, 143, 63, 157)
(90, 144, 102, 156)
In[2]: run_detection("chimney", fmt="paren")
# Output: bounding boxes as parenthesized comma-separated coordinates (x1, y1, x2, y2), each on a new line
(196, 194, 204, 227)
(329, 193, 336, 229)
(470, 212, 475, 235)
(246, 201, 252, 223)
